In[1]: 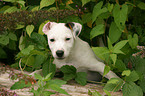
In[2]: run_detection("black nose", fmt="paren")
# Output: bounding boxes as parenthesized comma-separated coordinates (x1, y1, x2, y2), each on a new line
(56, 50, 64, 57)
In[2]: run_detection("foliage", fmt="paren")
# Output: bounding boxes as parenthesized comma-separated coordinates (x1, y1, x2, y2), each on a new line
(31, 73, 68, 96)
(0, 0, 145, 95)
(60, 65, 87, 86)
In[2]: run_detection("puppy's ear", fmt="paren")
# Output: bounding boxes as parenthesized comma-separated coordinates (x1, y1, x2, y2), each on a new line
(65, 22, 82, 37)
(42, 22, 57, 35)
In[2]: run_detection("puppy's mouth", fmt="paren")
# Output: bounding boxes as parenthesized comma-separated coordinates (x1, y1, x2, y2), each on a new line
(56, 57, 65, 60)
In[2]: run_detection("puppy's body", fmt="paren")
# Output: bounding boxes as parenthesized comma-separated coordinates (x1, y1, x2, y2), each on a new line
(41, 22, 119, 80)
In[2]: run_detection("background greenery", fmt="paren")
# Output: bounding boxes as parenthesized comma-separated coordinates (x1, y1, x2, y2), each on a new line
(0, 0, 145, 95)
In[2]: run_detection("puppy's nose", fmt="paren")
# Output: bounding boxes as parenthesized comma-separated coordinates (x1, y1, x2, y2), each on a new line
(56, 50, 64, 57)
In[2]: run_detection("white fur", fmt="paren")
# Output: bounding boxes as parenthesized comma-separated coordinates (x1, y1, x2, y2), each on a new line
(42, 22, 119, 79)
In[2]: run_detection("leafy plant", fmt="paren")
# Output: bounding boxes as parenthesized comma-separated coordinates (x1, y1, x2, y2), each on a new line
(60, 65, 87, 86)
(31, 73, 68, 96)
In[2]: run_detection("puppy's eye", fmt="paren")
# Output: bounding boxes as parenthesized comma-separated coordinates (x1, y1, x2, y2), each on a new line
(65, 38, 71, 41)
(50, 39, 55, 42)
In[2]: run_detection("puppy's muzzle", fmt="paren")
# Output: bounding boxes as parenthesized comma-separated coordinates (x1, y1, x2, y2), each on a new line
(56, 50, 64, 58)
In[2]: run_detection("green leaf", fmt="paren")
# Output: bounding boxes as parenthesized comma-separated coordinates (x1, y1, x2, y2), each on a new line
(122, 70, 131, 76)
(128, 34, 138, 49)
(42, 60, 56, 78)
(103, 65, 110, 77)
(75, 72, 87, 86)
(40, 0, 55, 9)
(25, 55, 35, 67)
(126, 71, 139, 82)
(81, 0, 91, 6)
(92, 1, 108, 23)
(43, 73, 52, 81)
(38, 20, 50, 35)
(92, 47, 109, 60)
(109, 22, 122, 44)
(137, 2, 145, 10)
(16, 24, 25, 29)
(16, 1, 25, 7)
(48, 79, 66, 87)
(108, 3, 114, 12)
(34, 73, 43, 80)
(113, 40, 128, 50)
(21, 45, 34, 55)
(104, 78, 123, 92)
(4, 6, 19, 14)
(122, 82, 143, 96)
(48, 84, 69, 95)
(60, 65, 76, 74)
(33, 55, 46, 69)
(138, 79, 145, 93)
(91, 90, 102, 96)
(8, 32, 17, 41)
(0, 47, 7, 58)
(90, 24, 105, 39)
(82, 13, 92, 24)
(30, 32, 47, 49)
(103, 89, 111, 96)
(10, 80, 31, 90)
(19, 35, 25, 50)
(107, 37, 113, 50)
(110, 54, 117, 64)
(3, 0, 15, 2)
(0, 35, 9, 45)
(26, 25, 34, 37)
(31, 6, 40, 11)
(115, 60, 126, 71)
(113, 4, 128, 30)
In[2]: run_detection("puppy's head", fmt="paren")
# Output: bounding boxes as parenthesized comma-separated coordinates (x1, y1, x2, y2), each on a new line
(42, 22, 82, 60)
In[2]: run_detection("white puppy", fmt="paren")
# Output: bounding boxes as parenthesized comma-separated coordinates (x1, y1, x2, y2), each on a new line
(42, 22, 119, 80)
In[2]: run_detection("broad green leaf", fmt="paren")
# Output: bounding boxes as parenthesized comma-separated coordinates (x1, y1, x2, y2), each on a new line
(16, 24, 25, 29)
(48, 79, 66, 87)
(137, 2, 145, 10)
(90, 24, 104, 39)
(4, 6, 19, 14)
(113, 40, 128, 50)
(81, 0, 90, 6)
(21, 45, 34, 55)
(122, 82, 143, 96)
(138, 79, 145, 93)
(113, 49, 124, 54)
(115, 60, 126, 71)
(30, 32, 47, 49)
(126, 71, 139, 82)
(128, 34, 138, 49)
(109, 22, 122, 44)
(103, 89, 111, 96)
(63, 73, 76, 81)
(110, 54, 117, 64)
(42, 60, 56, 78)
(16, 1, 25, 7)
(40, 0, 55, 9)
(43, 73, 52, 81)
(122, 70, 131, 76)
(0, 35, 9, 45)
(25, 55, 35, 67)
(92, 47, 109, 60)
(103, 65, 110, 77)
(38, 20, 50, 35)
(10, 80, 31, 90)
(8, 32, 17, 41)
(26, 25, 34, 37)
(33, 55, 46, 69)
(113, 4, 128, 30)
(34, 73, 43, 80)
(48, 84, 69, 95)
(75, 72, 87, 86)
(31, 6, 40, 11)
(60, 65, 76, 74)
(0, 5, 10, 12)
(104, 78, 123, 92)
(91, 90, 102, 96)
(3, 0, 15, 2)
(92, 1, 108, 23)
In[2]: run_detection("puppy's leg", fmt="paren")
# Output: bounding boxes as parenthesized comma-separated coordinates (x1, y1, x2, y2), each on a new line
(88, 60, 119, 79)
